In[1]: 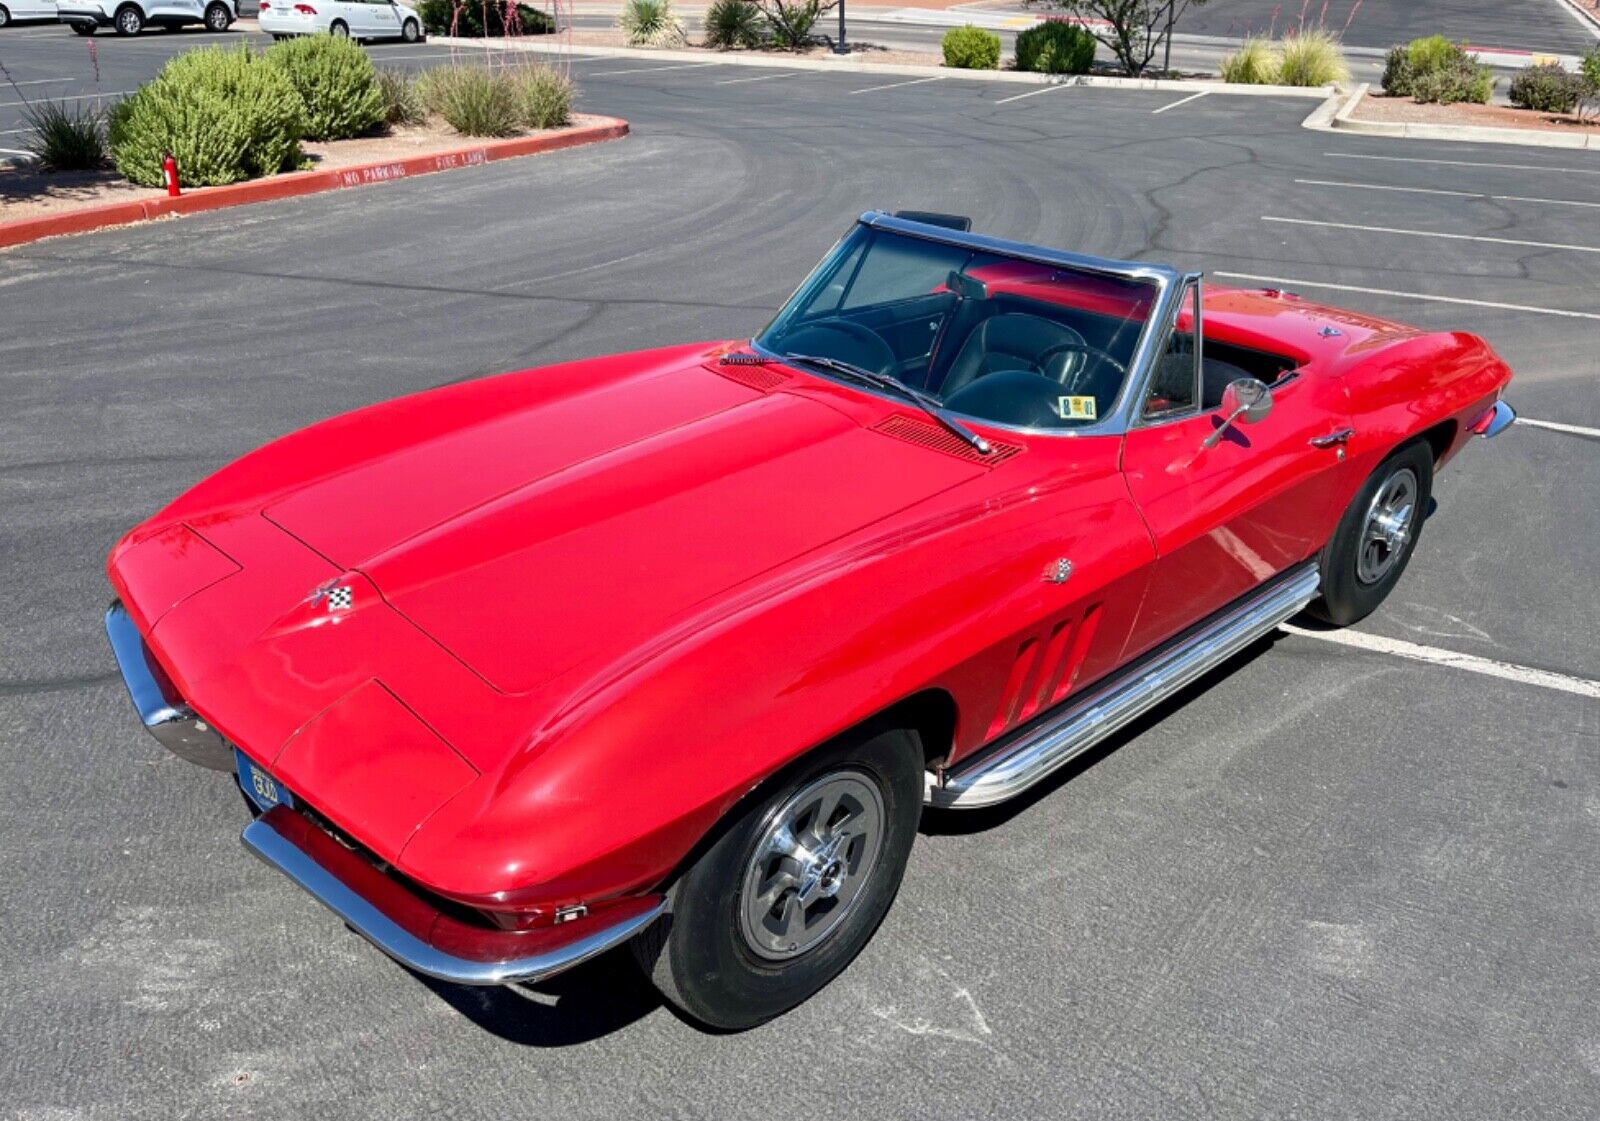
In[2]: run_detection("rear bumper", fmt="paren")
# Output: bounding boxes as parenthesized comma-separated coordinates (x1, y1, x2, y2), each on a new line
(1471, 400, 1516, 439)
(242, 805, 665, 985)
(105, 601, 233, 770)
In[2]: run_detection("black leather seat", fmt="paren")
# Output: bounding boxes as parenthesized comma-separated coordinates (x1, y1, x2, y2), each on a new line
(938, 313, 1086, 399)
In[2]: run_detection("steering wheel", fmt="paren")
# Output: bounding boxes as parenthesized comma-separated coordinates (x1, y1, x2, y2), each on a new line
(1036, 342, 1129, 395)
(779, 319, 897, 378)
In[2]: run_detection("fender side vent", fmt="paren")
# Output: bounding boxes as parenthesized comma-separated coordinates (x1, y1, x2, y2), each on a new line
(710, 362, 791, 392)
(872, 415, 1022, 465)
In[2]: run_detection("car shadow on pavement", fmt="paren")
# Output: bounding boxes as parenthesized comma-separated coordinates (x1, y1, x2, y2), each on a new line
(413, 945, 663, 1046)
(921, 628, 1290, 837)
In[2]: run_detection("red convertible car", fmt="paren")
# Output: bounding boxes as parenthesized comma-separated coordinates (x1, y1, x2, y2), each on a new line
(106, 213, 1515, 1029)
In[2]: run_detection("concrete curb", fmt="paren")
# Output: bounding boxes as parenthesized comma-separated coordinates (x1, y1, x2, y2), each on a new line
(442, 37, 1332, 96)
(1313, 85, 1600, 151)
(0, 116, 629, 251)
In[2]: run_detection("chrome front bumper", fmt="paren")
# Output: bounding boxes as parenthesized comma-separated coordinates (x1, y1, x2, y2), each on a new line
(104, 601, 233, 770)
(242, 805, 666, 986)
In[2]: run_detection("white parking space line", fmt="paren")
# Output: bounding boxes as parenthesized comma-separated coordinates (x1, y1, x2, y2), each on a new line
(1262, 215, 1600, 256)
(1281, 624, 1600, 700)
(0, 91, 132, 110)
(714, 72, 799, 84)
(850, 76, 945, 95)
(587, 61, 719, 77)
(1515, 417, 1600, 440)
(2, 79, 76, 89)
(1324, 152, 1600, 177)
(994, 83, 1066, 105)
(1213, 271, 1600, 322)
(1152, 90, 1208, 114)
(1294, 179, 1600, 210)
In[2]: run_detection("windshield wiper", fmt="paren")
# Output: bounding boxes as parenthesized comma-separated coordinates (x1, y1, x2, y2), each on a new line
(773, 352, 992, 457)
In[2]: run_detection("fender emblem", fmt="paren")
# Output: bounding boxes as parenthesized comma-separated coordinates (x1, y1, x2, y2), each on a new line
(1044, 558, 1073, 585)
(310, 582, 354, 612)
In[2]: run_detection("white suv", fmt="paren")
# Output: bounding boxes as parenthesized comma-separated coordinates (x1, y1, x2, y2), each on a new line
(59, 0, 234, 34)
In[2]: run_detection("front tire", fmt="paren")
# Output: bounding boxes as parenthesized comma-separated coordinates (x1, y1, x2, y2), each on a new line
(0, 8, 11, 29)
(113, 3, 142, 33)
(400, 15, 420, 41)
(1310, 441, 1433, 626)
(204, 2, 230, 30)
(634, 725, 923, 1030)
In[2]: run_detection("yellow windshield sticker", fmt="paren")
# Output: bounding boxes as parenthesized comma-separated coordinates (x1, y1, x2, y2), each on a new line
(1059, 396, 1097, 421)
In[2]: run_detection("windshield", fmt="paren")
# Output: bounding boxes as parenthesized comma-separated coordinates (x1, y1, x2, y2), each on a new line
(757, 225, 1161, 430)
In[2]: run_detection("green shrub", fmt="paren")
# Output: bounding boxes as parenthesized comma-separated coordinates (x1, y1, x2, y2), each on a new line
(22, 97, 108, 171)
(507, 63, 572, 128)
(1581, 45, 1600, 91)
(264, 34, 384, 141)
(703, 0, 764, 48)
(618, 0, 685, 46)
(1509, 62, 1588, 114)
(1277, 29, 1348, 86)
(109, 45, 304, 188)
(941, 25, 1000, 70)
(1219, 37, 1279, 84)
(761, 0, 822, 51)
(417, 65, 520, 136)
(377, 67, 425, 126)
(1382, 35, 1492, 103)
(1014, 20, 1095, 75)
(415, 0, 553, 37)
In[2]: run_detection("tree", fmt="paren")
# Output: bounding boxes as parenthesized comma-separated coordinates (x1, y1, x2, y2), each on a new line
(1030, 0, 1210, 76)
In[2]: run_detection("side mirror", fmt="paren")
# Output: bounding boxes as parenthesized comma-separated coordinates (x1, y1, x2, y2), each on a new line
(1202, 378, 1273, 448)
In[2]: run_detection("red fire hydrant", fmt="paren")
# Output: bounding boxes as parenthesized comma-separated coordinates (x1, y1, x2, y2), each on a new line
(161, 151, 180, 198)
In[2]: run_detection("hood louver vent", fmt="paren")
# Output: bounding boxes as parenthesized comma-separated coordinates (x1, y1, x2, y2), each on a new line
(872, 415, 1022, 465)
(710, 362, 791, 392)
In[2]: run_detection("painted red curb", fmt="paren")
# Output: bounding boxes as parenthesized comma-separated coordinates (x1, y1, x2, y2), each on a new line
(0, 116, 628, 250)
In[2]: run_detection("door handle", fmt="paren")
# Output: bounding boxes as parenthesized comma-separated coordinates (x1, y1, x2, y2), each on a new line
(1310, 427, 1354, 449)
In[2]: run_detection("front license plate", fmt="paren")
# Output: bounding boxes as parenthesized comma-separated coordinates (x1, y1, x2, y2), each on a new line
(236, 748, 294, 813)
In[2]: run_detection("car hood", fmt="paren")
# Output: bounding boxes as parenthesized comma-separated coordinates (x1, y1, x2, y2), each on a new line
(262, 354, 987, 694)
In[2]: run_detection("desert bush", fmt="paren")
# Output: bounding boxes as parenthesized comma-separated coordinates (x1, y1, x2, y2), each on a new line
(264, 34, 384, 141)
(377, 68, 426, 126)
(1509, 62, 1588, 114)
(415, 0, 554, 37)
(1014, 20, 1096, 75)
(507, 63, 572, 128)
(417, 65, 520, 136)
(22, 97, 108, 171)
(703, 0, 764, 48)
(754, 0, 825, 50)
(619, 0, 686, 46)
(941, 25, 1000, 70)
(109, 46, 304, 187)
(1276, 29, 1348, 86)
(1581, 45, 1600, 91)
(1219, 37, 1278, 84)
(1382, 35, 1492, 104)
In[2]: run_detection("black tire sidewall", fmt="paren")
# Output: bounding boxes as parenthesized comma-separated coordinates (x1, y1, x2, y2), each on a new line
(650, 727, 923, 1030)
(205, 3, 228, 29)
(402, 17, 419, 40)
(115, 6, 140, 32)
(1315, 441, 1433, 626)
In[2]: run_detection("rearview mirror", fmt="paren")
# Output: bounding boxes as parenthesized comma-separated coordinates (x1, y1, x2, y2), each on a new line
(1202, 378, 1273, 449)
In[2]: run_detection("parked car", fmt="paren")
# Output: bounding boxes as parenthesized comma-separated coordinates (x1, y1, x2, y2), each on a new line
(257, 0, 421, 42)
(58, 0, 232, 34)
(105, 213, 1515, 1030)
(0, 0, 57, 27)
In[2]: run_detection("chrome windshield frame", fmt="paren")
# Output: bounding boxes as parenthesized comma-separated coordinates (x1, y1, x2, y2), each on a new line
(751, 212, 1189, 439)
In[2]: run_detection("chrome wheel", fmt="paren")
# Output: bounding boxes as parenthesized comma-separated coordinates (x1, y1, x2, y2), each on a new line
(739, 770, 885, 961)
(1357, 467, 1417, 585)
(116, 7, 141, 32)
(205, 3, 228, 29)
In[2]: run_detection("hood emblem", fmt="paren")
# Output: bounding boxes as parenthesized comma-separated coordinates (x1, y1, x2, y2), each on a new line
(311, 581, 354, 613)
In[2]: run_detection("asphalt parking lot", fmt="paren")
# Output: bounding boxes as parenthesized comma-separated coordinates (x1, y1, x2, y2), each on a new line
(3, 35, 1600, 1121)
(1178, 0, 1600, 53)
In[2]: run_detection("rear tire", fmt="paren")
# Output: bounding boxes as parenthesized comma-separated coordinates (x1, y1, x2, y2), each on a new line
(204, 2, 230, 30)
(0, 8, 11, 29)
(1309, 441, 1433, 627)
(633, 725, 923, 1030)
(328, 18, 347, 36)
(113, 4, 142, 33)
(71, 19, 96, 32)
